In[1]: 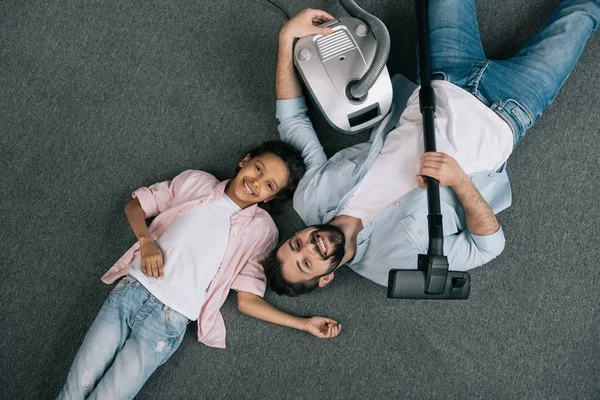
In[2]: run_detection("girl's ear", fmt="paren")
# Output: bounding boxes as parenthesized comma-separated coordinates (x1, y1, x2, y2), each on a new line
(239, 154, 252, 168)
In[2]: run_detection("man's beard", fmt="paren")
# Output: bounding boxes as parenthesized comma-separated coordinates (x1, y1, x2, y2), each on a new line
(309, 224, 346, 270)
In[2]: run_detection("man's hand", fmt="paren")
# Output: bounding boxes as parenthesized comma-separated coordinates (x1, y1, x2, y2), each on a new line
(280, 8, 335, 42)
(140, 237, 164, 278)
(303, 317, 342, 339)
(417, 152, 468, 189)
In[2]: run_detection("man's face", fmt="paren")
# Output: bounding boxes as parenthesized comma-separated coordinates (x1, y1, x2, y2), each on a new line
(276, 224, 346, 286)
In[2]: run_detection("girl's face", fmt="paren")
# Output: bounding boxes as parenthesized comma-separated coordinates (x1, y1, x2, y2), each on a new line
(227, 152, 290, 208)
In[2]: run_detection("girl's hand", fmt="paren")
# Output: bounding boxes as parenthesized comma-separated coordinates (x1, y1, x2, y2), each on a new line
(303, 317, 342, 339)
(280, 8, 335, 41)
(140, 237, 164, 278)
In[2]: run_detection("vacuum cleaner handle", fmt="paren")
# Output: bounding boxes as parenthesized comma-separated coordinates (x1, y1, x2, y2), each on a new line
(416, 0, 443, 257)
(339, 0, 391, 99)
(387, 0, 470, 300)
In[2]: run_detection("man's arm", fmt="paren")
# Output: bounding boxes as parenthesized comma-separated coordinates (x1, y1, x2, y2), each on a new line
(237, 291, 341, 339)
(276, 9, 333, 100)
(276, 33, 302, 100)
(275, 9, 333, 175)
(418, 152, 505, 267)
(418, 152, 500, 235)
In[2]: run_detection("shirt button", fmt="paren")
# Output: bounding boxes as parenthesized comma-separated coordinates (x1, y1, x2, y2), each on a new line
(418, 229, 424, 234)
(371, 222, 376, 226)
(488, 173, 494, 177)
(395, 201, 401, 206)
(470, 176, 474, 181)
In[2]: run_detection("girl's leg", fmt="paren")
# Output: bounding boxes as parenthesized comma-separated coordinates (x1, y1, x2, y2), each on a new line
(57, 276, 139, 399)
(479, 0, 600, 145)
(88, 299, 189, 400)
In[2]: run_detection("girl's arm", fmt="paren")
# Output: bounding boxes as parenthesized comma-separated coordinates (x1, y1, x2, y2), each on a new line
(125, 198, 164, 278)
(237, 291, 341, 339)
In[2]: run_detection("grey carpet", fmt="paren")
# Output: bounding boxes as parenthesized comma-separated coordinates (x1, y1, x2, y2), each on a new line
(1, 0, 599, 399)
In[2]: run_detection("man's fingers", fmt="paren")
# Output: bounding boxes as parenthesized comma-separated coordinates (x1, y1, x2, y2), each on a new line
(151, 261, 159, 278)
(310, 9, 334, 21)
(420, 155, 446, 164)
(419, 167, 441, 180)
(422, 151, 446, 158)
(313, 26, 333, 35)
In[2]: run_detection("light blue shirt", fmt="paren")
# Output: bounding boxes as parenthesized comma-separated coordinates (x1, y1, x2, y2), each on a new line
(277, 74, 511, 286)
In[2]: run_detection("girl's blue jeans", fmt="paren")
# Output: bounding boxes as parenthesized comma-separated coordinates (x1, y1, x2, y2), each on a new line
(57, 275, 190, 400)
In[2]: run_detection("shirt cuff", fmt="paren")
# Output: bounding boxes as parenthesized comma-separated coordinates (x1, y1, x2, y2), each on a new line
(470, 226, 506, 258)
(276, 97, 307, 120)
(132, 187, 159, 218)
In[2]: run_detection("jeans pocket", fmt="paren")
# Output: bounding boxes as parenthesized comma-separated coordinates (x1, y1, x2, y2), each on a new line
(164, 308, 190, 339)
(500, 99, 534, 131)
(110, 276, 130, 295)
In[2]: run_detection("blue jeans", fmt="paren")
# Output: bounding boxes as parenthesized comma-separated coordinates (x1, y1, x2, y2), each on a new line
(424, 0, 599, 145)
(57, 275, 190, 400)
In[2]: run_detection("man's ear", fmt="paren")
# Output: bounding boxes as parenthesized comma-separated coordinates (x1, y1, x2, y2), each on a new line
(239, 153, 252, 168)
(318, 272, 335, 288)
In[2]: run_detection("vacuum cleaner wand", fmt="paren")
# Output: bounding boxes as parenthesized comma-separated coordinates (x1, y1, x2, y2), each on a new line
(387, 0, 471, 300)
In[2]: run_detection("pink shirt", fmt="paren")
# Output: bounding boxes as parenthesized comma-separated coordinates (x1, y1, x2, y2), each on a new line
(101, 170, 278, 348)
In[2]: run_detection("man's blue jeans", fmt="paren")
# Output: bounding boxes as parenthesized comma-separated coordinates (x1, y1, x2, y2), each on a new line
(425, 0, 599, 146)
(57, 275, 190, 400)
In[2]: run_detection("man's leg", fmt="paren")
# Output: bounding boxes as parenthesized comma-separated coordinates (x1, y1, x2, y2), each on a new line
(57, 276, 136, 399)
(87, 299, 189, 399)
(478, 0, 600, 145)
(425, 0, 488, 90)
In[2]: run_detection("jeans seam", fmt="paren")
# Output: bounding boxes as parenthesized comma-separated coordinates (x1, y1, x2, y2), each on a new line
(473, 59, 490, 95)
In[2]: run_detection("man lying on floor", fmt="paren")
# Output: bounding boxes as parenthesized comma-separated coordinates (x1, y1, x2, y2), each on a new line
(264, 1, 599, 295)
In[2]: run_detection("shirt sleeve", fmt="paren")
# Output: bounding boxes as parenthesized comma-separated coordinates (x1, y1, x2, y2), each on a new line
(276, 97, 328, 177)
(132, 170, 216, 218)
(230, 222, 279, 297)
(444, 226, 506, 271)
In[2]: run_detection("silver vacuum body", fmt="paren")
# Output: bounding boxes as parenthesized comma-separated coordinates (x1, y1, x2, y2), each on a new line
(294, 17, 393, 134)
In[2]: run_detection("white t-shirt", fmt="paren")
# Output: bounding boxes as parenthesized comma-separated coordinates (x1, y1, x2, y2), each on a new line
(130, 194, 240, 320)
(341, 80, 514, 226)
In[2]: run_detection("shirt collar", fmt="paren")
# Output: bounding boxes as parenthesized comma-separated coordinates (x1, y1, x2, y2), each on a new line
(211, 179, 258, 218)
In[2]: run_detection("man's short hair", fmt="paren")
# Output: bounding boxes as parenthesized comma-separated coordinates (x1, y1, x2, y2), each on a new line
(262, 249, 320, 297)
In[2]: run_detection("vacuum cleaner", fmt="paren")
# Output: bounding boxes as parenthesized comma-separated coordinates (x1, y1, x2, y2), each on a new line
(293, 0, 393, 134)
(294, 0, 471, 300)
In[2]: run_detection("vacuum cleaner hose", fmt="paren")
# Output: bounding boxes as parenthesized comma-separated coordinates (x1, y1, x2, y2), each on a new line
(339, 0, 390, 99)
